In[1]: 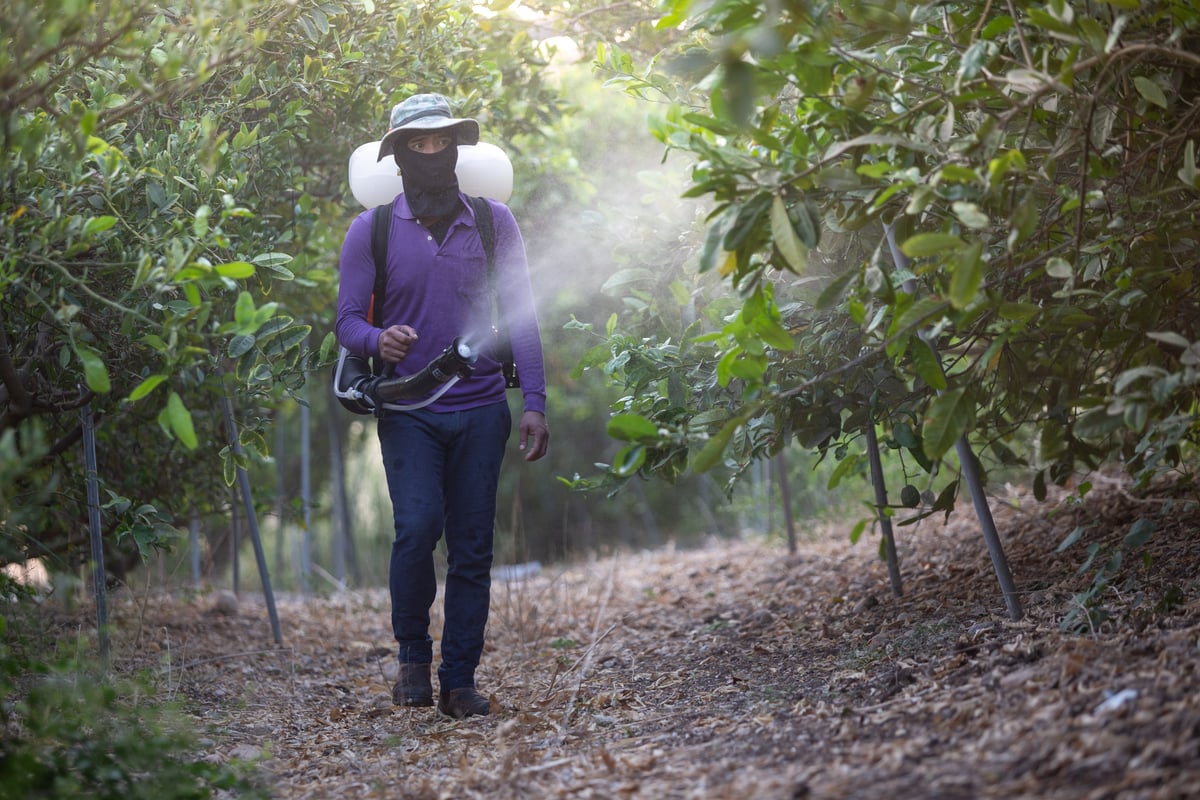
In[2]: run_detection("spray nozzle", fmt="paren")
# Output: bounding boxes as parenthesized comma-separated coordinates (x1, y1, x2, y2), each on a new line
(369, 337, 476, 405)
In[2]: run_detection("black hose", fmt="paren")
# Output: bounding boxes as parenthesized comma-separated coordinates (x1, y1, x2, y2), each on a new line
(369, 338, 476, 404)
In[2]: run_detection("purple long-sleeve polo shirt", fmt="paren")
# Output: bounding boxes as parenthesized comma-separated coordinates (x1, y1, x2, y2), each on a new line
(335, 193, 546, 415)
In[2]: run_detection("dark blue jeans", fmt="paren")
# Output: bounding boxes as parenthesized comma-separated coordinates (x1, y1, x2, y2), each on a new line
(376, 400, 511, 691)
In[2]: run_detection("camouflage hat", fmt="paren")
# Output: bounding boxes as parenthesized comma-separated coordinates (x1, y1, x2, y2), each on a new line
(377, 93, 480, 161)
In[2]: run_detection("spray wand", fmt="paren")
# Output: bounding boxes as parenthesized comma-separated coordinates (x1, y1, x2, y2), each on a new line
(334, 337, 476, 414)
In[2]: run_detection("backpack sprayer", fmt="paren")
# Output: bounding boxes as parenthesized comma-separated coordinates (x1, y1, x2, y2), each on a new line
(336, 134, 514, 415)
(333, 338, 476, 414)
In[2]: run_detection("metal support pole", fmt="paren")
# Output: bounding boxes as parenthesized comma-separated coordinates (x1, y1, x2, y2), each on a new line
(865, 422, 903, 597)
(327, 410, 346, 587)
(221, 395, 283, 644)
(774, 450, 798, 555)
(956, 437, 1023, 620)
(884, 223, 1022, 620)
(299, 348, 313, 594)
(274, 409, 286, 580)
(81, 402, 111, 668)
(230, 487, 240, 596)
(190, 508, 201, 585)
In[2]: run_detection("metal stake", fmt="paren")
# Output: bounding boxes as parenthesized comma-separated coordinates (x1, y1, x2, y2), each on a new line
(884, 223, 1022, 620)
(81, 402, 111, 668)
(190, 508, 201, 585)
(865, 422, 903, 597)
(221, 394, 284, 644)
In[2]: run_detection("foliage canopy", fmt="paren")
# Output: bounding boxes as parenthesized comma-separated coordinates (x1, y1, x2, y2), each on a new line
(585, 0, 1200, 521)
(0, 0, 566, 574)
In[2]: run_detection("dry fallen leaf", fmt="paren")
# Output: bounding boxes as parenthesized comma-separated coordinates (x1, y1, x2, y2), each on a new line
(81, 481, 1200, 799)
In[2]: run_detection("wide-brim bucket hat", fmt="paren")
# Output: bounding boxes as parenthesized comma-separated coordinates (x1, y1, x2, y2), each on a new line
(377, 93, 480, 161)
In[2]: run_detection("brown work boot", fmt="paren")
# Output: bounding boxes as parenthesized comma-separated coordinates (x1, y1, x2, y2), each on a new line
(437, 687, 492, 718)
(391, 662, 433, 707)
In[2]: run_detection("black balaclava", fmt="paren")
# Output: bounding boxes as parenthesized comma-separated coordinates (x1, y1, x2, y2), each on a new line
(394, 140, 461, 219)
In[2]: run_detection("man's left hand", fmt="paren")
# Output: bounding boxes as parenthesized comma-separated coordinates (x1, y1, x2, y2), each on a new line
(518, 411, 549, 462)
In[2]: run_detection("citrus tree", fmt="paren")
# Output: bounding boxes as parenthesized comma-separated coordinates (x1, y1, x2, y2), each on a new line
(583, 0, 1200, 528)
(0, 0, 567, 578)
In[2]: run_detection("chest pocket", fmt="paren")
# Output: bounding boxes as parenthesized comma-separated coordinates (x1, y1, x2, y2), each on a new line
(444, 230, 490, 308)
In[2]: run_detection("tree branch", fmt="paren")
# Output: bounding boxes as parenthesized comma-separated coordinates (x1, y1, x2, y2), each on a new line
(0, 308, 32, 425)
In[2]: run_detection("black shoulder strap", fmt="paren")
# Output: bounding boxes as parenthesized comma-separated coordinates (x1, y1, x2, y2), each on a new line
(469, 195, 496, 277)
(368, 196, 498, 357)
(369, 199, 394, 327)
(370, 196, 492, 308)
(366, 199, 395, 377)
(469, 195, 501, 328)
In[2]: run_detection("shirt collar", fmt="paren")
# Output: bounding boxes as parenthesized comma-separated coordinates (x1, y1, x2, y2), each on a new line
(394, 192, 472, 225)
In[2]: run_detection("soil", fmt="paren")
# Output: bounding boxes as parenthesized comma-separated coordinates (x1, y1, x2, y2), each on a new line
(103, 479, 1200, 799)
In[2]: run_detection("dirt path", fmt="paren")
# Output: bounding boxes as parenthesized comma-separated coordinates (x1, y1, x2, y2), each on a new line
(112, 483, 1200, 798)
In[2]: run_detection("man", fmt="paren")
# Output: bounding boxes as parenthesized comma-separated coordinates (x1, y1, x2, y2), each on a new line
(336, 93, 549, 718)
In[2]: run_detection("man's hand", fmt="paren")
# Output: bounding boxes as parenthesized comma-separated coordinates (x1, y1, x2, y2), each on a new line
(518, 411, 549, 462)
(378, 325, 418, 363)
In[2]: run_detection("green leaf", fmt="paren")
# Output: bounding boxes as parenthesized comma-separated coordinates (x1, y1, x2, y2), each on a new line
(936, 164, 980, 184)
(252, 302, 279, 330)
(1077, 17, 1108, 54)
(216, 261, 255, 279)
(1147, 331, 1190, 349)
(231, 122, 260, 150)
(74, 344, 111, 393)
(252, 252, 293, 266)
(931, 480, 958, 513)
(827, 452, 861, 490)
(1133, 76, 1168, 109)
(264, 325, 311, 355)
(723, 192, 771, 253)
(1179, 140, 1199, 189)
(127, 374, 168, 402)
(1056, 525, 1087, 552)
(234, 291, 256, 331)
(607, 413, 659, 441)
(901, 233, 964, 258)
(999, 302, 1041, 321)
(949, 240, 984, 309)
(910, 337, 947, 391)
(890, 297, 944, 341)
(254, 316, 296, 342)
(193, 205, 211, 237)
(1073, 406, 1123, 439)
(166, 391, 198, 450)
(770, 195, 807, 273)
(892, 422, 919, 449)
(252, 252, 296, 279)
(923, 388, 973, 460)
(988, 149, 1027, 184)
(228, 333, 256, 358)
(1113, 366, 1168, 395)
(221, 445, 236, 487)
(611, 444, 646, 477)
(1045, 256, 1073, 279)
(698, 216, 729, 274)
(601, 268, 656, 293)
(83, 216, 118, 236)
(1008, 195, 1038, 250)
(750, 309, 796, 351)
(1124, 518, 1156, 549)
(952, 201, 990, 230)
(692, 417, 740, 473)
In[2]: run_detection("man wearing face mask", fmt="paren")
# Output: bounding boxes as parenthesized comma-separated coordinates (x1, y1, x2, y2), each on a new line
(335, 93, 549, 719)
